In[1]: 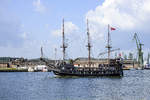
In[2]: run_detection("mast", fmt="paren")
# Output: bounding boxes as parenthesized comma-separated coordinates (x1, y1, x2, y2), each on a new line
(41, 46, 43, 58)
(86, 19, 91, 67)
(106, 24, 112, 64)
(61, 18, 67, 61)
(55, 48, 57, 64)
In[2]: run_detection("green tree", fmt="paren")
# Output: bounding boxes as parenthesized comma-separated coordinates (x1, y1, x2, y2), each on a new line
(124, 54, 127, 60)
(128, 53, 133, 60)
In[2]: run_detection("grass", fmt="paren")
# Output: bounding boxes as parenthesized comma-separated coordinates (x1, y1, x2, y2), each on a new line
(0, 68, 17, 70)
(0, 68, 28, 72)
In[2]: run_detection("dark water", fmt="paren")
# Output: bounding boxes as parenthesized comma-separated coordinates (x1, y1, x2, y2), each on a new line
(0, 70, 150, 100)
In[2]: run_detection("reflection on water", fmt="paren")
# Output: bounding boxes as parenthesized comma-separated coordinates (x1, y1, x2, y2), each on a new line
(0, 70, 150, 100)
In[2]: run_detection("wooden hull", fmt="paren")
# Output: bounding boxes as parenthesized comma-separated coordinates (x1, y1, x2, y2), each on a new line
(144, 68, 150, 70)
(53, 68, 123, 77)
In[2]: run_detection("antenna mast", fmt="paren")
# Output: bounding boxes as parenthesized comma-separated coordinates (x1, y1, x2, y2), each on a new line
(86, 19, 91, 67)
(61, 18, 67, 61)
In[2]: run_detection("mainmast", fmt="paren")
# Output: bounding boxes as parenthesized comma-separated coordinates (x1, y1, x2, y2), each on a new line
(86, 19, 92, 67)
(106, 24, 112, 64)
(61, 18, 67, 61)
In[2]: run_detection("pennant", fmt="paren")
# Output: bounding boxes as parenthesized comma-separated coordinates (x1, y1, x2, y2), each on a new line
(111, 27, 116, 31)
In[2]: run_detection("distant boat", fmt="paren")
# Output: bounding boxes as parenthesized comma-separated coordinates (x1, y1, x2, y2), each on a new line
(144, 64, 150, 69)
(135, 67, 142, 70)
(34, 65, 48, 72)
(123, 67, 130, 70)
(28, 67, 34, 72)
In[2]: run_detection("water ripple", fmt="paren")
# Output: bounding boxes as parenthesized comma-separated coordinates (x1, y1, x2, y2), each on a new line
(0, 70, 150, 100)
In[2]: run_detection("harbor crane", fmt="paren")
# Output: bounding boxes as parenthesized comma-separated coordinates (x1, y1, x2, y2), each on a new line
(133, 33, 144, 68)
(147, 53, 150, 64)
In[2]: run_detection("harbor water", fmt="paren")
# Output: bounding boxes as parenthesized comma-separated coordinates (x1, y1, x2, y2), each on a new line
(0, 70, 150, 100)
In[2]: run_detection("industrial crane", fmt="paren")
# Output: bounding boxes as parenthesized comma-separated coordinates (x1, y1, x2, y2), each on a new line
(133, 33, 144, 68)
(147, 53, 150, 64)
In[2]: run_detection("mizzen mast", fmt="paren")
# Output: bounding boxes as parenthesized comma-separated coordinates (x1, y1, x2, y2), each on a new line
(106, 24, 112, 64)
(86, 19, 92, 67)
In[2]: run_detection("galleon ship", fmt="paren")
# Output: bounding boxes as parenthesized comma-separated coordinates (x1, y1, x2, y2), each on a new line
(41, 19, 123, 77)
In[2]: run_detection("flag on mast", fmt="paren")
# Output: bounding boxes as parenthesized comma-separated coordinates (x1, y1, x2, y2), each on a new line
(110, 27, 116, 31)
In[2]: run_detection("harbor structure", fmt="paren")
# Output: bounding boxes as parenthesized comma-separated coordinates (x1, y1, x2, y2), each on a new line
(133, 33, 144, 69)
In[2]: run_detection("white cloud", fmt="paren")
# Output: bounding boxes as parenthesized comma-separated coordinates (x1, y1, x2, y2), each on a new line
(86, 0, 150, 40)
(52, 29, 61, 36)
(0, 10, 25, 47)
(0, 39, 53, 58)
(20, 32, 27, 39)
(33, 0, 46, 13)
(52, 21, 79, 36)
(45, 24, 50, 29)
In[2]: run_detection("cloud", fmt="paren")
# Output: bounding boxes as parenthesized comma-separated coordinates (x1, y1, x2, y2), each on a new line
(0, 40, 51, 58)
(86, 0, 150, 40)
(20, 32, 28, 39)
(33, 0, 46, 13)
(0, 9, 25, 47)
(52, 21, 79, 36)
(45, 24, 50, 29)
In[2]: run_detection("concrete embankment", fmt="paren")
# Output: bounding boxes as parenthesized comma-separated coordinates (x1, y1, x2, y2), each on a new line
(0, 68, 28, 72)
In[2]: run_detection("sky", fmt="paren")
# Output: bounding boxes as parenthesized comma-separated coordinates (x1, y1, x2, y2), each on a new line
(0, 0, 150, 60)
